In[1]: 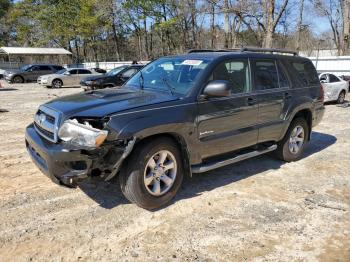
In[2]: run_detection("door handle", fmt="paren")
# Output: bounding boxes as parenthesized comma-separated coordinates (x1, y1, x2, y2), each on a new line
(247, 97, 257, 106)
(284, 92, 292, 99)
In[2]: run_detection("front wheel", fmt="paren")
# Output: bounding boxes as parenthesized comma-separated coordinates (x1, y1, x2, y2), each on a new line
(119, 138, 184, 210)
(52, 79, 63, 88)
(275, 118, 309, 162)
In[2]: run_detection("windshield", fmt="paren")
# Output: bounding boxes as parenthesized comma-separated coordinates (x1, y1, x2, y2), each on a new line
(20, 65, 31, 71)
(125, 57, 210, 96)
(106, 66, 128, 76)
(56, 69, 67, 74)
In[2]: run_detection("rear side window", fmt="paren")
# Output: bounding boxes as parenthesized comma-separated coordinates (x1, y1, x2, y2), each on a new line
(78, 69, 92, 74)
(289, 60, 319, 86)
(211, 59, 250, 94)
(253, 60, 279, 90)
(329, 74, 340, 83)
(69, 69, 79, 75)
(38, 65, 51, 71)
(52, 66, 64, 71)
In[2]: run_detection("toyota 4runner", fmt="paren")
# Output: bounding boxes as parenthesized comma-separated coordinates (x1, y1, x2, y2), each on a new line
(25, 47, 325, 210)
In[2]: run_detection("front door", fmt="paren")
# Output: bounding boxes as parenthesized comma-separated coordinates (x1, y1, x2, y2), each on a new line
(251, 59, 292, 143)
(197, 58, 259, 159)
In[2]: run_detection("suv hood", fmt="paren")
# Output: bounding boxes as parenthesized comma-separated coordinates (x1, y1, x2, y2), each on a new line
(5, 69, 21, 75)
(44, 88, 179, 119)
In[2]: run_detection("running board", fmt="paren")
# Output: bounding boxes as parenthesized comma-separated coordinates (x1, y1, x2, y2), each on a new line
(191, 144, 277, 173)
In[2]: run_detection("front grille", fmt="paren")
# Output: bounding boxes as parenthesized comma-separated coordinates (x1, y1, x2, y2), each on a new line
(34, 122, 55, 140)
(34, 106, 61, 143)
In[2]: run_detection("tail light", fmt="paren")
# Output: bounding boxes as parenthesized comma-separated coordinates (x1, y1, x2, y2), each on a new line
(319, 84, 325, 102)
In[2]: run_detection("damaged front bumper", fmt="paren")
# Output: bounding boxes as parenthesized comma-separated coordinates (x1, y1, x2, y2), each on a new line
(25, 123, 132, 187)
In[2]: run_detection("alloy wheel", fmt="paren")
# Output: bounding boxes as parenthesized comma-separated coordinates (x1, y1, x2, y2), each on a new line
(288, 125, 305, 154)
(143, 150, 177, 197)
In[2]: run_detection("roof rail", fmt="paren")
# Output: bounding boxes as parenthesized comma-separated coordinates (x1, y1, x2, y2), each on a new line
(188, 48, 240, 53)
(240, 47, 298, 56)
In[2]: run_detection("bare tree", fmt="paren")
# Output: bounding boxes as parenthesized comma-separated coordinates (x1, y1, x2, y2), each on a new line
(342, 0, 350, 54)
(296, 0, 305, 51)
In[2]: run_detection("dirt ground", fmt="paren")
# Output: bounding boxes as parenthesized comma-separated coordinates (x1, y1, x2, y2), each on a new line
(0, 80, 349, 262)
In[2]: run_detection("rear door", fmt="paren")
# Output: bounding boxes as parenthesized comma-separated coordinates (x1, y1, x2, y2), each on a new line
(197, 58, 259, 159)
(252, 59, 292, 143)
(77, 69, 92, 85)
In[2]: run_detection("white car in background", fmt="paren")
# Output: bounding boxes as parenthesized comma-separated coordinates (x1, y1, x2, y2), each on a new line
(38, 68, 102, 88)
(319, 73, 348, 104)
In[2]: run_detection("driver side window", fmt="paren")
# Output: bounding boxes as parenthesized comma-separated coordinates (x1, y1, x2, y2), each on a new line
(210, 59, 250, 94)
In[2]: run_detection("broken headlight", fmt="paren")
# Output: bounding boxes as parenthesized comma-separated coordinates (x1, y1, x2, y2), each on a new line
(58, 119, 108, 148)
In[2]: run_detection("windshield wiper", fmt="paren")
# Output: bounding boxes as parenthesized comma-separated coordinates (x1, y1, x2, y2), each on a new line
(162, 77, 175, 95)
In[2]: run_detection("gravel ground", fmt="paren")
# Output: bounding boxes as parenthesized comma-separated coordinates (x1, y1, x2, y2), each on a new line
(0, 80, 349, 262)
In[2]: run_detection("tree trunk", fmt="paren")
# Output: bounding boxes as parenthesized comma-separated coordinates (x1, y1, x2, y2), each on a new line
(143, 18, 149, 59)
(74, 38, 80, 63)
(296, 0, 304, 51)
(111, 23, 120, 61)
(210, 3, 215, 48)
(190, 0, 197, 48)
(264, 0, 275, 48)
(342, 0, 350, 55)
(224, 0, 230, 48)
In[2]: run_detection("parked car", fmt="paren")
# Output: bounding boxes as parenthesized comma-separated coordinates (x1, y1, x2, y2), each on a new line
(25, 47, 325, 210)
(319, 72, 348, 104)
(80, 65, 143, 90)
(4, 64, 64, 83)
(339, 75, 350, 91)
(38, 68, 102, 88)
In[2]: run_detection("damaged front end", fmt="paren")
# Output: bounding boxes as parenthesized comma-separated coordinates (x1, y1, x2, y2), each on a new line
(25, 109, 136, 187)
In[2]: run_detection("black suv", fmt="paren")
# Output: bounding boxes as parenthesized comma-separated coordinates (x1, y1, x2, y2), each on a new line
(25, 48, 325, 210)
(80, 65, 143, 90)
(4, 64, 64, 83)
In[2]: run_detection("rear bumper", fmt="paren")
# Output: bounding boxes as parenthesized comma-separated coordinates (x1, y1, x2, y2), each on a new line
(312, 104, 325, 127)
(25, 123, 97, 186)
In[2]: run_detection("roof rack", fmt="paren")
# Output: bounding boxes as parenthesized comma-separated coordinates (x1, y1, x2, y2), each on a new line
(187, 47, 298, 56)
(240, 47, 298, 56)
(188, 48, 240, 53)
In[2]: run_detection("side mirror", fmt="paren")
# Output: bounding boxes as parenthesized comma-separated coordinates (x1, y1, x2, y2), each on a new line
(320, 79, 327, 83)
(64, 71, 70, 75)
(202, 80, 231, 98)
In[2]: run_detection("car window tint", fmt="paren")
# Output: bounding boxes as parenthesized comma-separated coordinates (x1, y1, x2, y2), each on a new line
(30, 66, 39, 71)
(211, 59, 250, 94)
(277, 62, 290, 88)
(291, 61, 319, 86)
(78, 69, 92, 74)
(69, 69, 79, 75)
(53, 66, 63, 71)
(122, 68, 138, 78)
(254, 60, 279, 90)
(329, 74, 340, 83)
(38, 65, 51, 71)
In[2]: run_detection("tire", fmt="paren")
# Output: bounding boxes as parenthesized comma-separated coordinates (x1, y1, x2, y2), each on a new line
(119, 138, 184, 210)
(275, 117, 309, 162)
(12, 75, 24, 83)
(52, 79, 63, 88)
(337, 91, 346, 104)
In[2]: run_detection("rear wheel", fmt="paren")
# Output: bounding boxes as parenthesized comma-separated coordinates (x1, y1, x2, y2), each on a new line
(275, 118, 309, 162)
(12, 75, 24, 83)
(52, 79, 63, 88)
(337, 91, 346, 104)
(119, 138, 184, 210)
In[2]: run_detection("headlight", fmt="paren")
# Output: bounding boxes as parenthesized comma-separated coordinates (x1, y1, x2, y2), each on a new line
(58, 119, 108, 148)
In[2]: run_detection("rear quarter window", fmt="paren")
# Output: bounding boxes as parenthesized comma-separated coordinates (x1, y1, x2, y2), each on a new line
(285, 60, 319, 87)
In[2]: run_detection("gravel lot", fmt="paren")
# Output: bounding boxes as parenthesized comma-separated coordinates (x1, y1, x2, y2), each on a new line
(0, 80, 349, 261)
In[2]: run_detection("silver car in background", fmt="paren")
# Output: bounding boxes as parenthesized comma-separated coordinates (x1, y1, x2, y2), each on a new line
(38, 68, 102, 88)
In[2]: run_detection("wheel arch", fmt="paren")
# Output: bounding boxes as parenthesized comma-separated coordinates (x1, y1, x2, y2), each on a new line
(126, 133, 192, 177)
(290, 109, 312, 141)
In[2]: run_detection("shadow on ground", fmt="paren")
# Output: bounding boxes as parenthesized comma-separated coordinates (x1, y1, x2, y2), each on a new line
(79, 131, 337, 210)
(0, 88, 18, 91)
